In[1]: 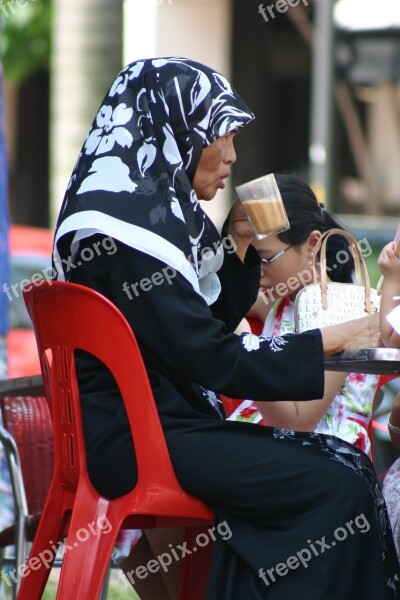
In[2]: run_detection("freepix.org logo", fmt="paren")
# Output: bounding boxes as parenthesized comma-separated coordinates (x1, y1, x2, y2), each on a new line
(258, 513, 371, 588)
(258, 0, 309, 23)
(0, 0, 38, 19)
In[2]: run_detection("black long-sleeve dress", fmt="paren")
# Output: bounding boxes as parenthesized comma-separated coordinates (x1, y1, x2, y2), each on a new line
(70, 235, 400, 599)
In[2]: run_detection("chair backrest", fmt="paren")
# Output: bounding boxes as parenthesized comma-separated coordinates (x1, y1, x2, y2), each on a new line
(0, 394, 53, 515)
(22, 280, 189, 499)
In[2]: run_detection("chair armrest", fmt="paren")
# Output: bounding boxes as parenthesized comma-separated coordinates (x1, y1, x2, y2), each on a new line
(0, 375, 44, 396)
(0, 425, 29, 520)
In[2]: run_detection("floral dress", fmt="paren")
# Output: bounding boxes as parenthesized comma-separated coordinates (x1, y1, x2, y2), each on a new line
(228, 297, 380, 457)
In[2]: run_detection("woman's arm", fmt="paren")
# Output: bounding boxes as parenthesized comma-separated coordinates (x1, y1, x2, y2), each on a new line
(319, 313, 380, 355)
(245, 312, 378, 428)
(207, 243, 260, 333)
(256, 371, 347, 431)
(73, 239, 325, 403)
(71, 237, 379, 404)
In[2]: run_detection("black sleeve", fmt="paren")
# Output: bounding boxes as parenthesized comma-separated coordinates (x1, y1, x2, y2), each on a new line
(70, 238, 324, 403)
(207, 244, 261, 333)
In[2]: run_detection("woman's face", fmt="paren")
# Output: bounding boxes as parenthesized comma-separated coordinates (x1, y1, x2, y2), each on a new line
(252, 233, 319, 302)
(192, 132, 237, 200)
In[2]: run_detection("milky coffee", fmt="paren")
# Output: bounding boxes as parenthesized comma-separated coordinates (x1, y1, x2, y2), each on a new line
(242, 198, 288, 237)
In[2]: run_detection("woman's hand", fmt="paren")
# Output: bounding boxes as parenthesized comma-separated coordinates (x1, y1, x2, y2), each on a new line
(227, 199, 256, 261)
(320, 312, 381, 356)
(344, 312, 381, 351)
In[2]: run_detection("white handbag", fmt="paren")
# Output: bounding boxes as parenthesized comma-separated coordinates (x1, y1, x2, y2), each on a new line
(294, 228, 380, 333)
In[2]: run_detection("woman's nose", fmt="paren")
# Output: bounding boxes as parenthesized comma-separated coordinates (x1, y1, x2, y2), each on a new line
(225, 139, 237, 165)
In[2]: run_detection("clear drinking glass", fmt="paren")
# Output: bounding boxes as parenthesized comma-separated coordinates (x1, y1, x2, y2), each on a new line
(235, 173, 290, 240)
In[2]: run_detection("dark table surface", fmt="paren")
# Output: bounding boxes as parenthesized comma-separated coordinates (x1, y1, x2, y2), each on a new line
(325, 348, 400, 375)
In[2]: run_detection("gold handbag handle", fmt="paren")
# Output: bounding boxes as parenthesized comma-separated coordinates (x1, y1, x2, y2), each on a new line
(312, 228, 363, 285)
(312, 228, 375, 313)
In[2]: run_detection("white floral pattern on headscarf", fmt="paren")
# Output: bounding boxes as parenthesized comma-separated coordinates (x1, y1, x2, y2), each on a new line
(53, 57, 254, 304)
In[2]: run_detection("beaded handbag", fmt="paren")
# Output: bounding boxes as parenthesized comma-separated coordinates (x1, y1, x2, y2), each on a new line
(294, 228, 380, 333)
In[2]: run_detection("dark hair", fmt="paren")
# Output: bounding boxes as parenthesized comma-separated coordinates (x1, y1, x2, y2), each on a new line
(275, 174, 354, 283)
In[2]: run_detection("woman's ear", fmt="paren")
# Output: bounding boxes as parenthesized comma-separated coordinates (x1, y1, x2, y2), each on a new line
(307, 230, 322, 253)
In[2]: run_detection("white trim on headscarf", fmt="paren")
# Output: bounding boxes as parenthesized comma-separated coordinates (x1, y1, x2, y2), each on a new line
(53, 210, 222, 305)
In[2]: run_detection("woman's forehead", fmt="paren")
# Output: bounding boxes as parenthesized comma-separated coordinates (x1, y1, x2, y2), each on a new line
(252, 237, 286, 252)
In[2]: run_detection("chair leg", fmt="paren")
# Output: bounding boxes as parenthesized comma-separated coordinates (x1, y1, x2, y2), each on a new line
(55, 492, 120, 600)
(179, 526, 213, 600)
(13, 514, 28, 599)
(16, 485, 71, 600)
(99, 559, 112, 600)
(2, 515, 28, 599)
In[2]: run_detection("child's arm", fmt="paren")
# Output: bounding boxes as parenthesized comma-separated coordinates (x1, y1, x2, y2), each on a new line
(246, 291, 274, 322)
(256, 371, 347, 431)
(378, 242, 400, 347)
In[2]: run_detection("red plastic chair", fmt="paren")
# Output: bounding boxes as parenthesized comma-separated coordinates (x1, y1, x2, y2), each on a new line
(19, 280, 214, 600)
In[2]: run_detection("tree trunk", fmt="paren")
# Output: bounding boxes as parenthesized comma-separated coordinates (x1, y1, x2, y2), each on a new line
(50, 0, 123, 224)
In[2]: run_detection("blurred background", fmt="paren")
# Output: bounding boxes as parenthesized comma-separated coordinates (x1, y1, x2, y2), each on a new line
(1, 0, 400, 499)
(3, 0, 400, 231)
(0, 1, 400, 595)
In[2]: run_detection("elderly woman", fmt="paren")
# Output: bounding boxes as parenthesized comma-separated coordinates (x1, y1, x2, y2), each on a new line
(52, 58, 399, 599)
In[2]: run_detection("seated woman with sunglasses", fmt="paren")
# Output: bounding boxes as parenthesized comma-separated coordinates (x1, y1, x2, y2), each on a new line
(229, 174, 380, 458)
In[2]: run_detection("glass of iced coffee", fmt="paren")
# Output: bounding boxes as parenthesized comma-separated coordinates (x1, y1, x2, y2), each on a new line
(235, 173, 290, 240)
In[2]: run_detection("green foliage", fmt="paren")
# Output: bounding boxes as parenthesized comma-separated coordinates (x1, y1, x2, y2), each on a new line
(3, 571, 139, 599)
(2, 0, 52, 84)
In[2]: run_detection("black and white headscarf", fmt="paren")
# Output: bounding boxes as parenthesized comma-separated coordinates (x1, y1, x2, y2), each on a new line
(53, 57, 254, 304)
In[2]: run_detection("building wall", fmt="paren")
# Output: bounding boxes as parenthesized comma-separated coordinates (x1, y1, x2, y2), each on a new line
(50, 0, 123, 224)
(10, 1, 400, 228)
(124, 0, 232, 228)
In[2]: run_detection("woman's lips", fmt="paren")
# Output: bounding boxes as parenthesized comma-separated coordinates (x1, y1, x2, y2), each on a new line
(217, 173, 230, 190)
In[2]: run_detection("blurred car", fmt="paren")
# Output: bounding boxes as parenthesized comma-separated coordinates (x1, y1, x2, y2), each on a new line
(7, 225, 54, 378)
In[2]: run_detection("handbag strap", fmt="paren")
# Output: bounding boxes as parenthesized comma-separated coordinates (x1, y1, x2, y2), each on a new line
(312, 228, 362, 285)
(312, 228, 375, 313)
